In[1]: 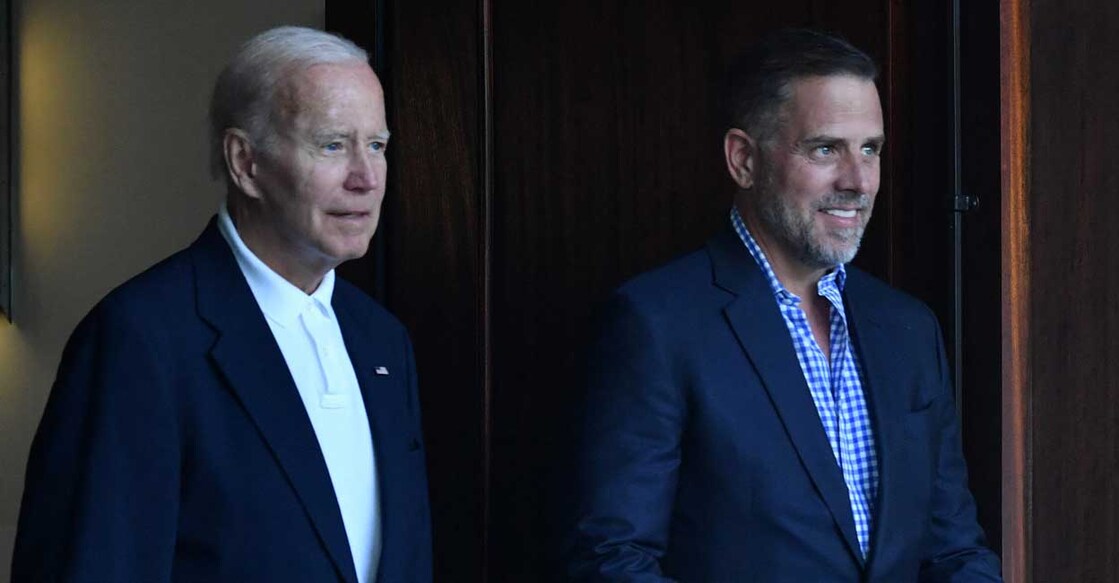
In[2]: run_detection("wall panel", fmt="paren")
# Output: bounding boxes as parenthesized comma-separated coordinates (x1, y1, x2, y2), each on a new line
(487, 2, 940, 579)
(332, 0, 490, 579)
(327, 0, 1008, 579)
(1027, 0, 1119, 578)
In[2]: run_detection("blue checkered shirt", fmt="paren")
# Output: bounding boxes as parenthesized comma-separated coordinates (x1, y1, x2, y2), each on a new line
(730, 207, 879, 557)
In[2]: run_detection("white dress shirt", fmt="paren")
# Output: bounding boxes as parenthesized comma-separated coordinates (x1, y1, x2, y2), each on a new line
(218, 204, 381, 583)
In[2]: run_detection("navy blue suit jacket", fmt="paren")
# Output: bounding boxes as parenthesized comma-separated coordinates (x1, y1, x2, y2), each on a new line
(13, 220, 432, 583)
(570, 226, 1000, 581)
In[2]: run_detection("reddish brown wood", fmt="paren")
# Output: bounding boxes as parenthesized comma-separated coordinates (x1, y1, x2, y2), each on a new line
(380, 1, 489, 580)
(327, 1, 1010, 580)
(1026, 0, 1119, 579)
(1000, 0, 1031, 580)
(486, 2, 935, 579)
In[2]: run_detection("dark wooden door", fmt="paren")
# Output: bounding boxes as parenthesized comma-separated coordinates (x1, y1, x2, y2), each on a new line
(1000, 0, 1119, 580)
(328, 1, 1005, 580)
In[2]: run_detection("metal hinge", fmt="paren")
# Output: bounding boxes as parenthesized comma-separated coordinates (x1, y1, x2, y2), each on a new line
(952, 193, 980, 212)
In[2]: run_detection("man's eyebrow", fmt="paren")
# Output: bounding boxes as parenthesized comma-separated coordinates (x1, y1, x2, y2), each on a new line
(798, 135, 845, 149)
(801, 135, 842, 145)
(312, 130, 351, 142)
(799, 134, 886, 147)
(311, 130, 393, 141)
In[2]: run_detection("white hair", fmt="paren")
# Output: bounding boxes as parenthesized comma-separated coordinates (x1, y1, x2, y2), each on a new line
(208, 26, 369, 179)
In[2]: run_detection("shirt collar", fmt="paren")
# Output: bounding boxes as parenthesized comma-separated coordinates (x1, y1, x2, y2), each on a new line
(217, 202, 335, 328)
(729, 206, 847, 303)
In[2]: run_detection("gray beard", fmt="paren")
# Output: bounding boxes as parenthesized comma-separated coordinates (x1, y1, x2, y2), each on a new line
(755, 189, 871, 269)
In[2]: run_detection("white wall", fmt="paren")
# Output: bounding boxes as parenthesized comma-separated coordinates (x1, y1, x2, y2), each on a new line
(0, 0, 323, 577)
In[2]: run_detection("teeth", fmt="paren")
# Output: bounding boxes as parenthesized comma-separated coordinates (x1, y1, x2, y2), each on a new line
(823, 209, 857, 218)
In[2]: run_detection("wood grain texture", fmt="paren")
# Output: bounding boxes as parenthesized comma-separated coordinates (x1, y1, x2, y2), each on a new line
(1000, 0, 1030, 579)
(327, 1, 1009, 579)
(1027, 0, 1119, 579)
(379, 0, 489, 580)
(487, 2, 912, 579)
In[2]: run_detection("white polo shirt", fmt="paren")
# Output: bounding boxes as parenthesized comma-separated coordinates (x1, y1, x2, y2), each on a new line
(218, 204, 381, 583)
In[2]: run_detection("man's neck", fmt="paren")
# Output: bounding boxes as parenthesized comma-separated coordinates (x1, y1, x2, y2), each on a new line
(738, 205, 830, 300)
(226, 199, 328, 294)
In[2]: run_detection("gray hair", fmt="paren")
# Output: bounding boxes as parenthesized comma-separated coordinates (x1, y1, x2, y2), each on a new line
(208, 26, 369, 180)
(720, 29, 877, 144)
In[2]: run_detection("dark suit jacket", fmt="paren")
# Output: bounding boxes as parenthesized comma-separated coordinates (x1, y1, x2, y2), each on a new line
(12, 220, 432, 583)
(569, 226, 1000, 582)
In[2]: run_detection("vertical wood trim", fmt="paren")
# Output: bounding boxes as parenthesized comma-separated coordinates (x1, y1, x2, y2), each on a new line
(479, 0, 494, 579)
(1000, 0, 1030, 579)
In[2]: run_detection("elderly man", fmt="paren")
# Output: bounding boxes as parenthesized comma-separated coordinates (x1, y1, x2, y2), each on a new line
(569, 29, 1001, 581)
(12, 27, 430, 583)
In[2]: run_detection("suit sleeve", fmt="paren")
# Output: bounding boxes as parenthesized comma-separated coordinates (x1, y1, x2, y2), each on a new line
(919, 311, 1002, 582)
(11, 302, 181, 582)
(567, 293, 682, 582)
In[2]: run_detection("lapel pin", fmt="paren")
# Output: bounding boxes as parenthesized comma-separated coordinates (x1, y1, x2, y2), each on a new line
(375, 366, 389, 376)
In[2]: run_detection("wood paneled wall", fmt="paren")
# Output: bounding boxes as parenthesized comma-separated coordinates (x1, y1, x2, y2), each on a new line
(1001, 0, 1119, 579)
(329, 1, 1006, 580)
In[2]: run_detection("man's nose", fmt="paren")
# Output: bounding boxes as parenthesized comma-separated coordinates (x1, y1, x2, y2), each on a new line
(836, 153, 878, 194)
(343, 151, 381, 192)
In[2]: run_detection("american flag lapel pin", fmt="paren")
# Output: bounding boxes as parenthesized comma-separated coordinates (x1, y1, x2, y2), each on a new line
(375, 366, 390, 376)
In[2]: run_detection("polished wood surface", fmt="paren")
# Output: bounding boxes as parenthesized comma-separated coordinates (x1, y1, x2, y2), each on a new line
(386, 1, 490, 577)
(487, 2, 968, 579)
(333, 1, 492, 579)
(1000, 0, 1031, 579)
(326, 0, 1009, 579)
(1027, 0, 1119, 578)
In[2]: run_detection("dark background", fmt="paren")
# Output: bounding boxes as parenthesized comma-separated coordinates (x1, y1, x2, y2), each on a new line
(326, 0, 1119, 581)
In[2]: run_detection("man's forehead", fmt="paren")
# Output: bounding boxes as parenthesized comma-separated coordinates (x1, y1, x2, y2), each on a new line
(282, 61, 381, 100)
(273, 61, 385, 126)
(787, 75, 880, 109)
(780, 75, 883, 134)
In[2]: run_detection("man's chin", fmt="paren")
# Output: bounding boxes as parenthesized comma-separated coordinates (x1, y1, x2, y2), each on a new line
(801, 242, 860, 268)
(324, 239, 374, 265)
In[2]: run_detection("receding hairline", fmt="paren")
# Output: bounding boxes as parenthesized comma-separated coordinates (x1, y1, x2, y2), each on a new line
(268, 60, 384, 131)
(208, 26, 372, 180)
(719, 29, 879, 141)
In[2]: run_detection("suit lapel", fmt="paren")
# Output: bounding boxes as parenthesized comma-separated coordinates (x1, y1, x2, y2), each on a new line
(708, 227, 864, 565)
(843, 272, 909, 567)
(191, 221, 358, 583)
(333, 298, 412, 583)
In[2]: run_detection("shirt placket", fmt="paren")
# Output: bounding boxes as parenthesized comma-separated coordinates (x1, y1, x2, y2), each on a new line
(302, 302, 349, 410)
(824, 286, 875, 556)
(784, 294, 841, 459)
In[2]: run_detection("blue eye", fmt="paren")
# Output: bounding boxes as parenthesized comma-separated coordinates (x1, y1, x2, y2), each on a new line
(815, 145, 835, 156)
(324, 142, 343, 152)
(370, 141, 386, 153)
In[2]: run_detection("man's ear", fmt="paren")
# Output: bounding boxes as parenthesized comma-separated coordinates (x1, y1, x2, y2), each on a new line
(724, 128, 760, 190)
(223, 129, 263, 200)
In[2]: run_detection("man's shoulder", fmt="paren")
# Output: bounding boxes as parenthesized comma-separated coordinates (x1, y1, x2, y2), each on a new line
(81, 223, 229, 334)
(844, 265, 939, 327)
(55, 241, 210, 378)
(612, 247, 719, 310)
(94, 244, 198, 321)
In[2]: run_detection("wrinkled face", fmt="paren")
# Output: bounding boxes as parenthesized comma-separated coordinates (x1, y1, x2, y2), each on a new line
(251, 61, 389, 277)
(750, 75, 884, 270)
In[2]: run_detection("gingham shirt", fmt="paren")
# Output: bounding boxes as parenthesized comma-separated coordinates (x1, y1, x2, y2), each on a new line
(731, 207, 879, 557)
